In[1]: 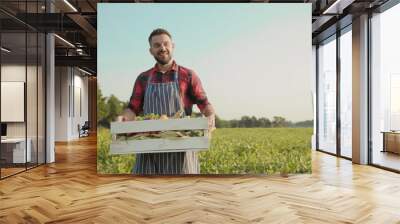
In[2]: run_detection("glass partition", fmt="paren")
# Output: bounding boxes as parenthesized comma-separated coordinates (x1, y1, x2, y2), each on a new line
(317, 36, 337, 154)
(0, 1, 46, 179)
(1, 31, 28, 177)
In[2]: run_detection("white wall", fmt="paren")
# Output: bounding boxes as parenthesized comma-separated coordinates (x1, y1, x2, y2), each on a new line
(1, 65, 40, 136)
(1, 63, 46, 164)
(55, 67, 89, 141)
(1, 65, 27, 139)
(71, 72, 89, 139)
(55, 67, 69, 141)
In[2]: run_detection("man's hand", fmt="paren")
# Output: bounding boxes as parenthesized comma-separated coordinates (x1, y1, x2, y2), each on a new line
(207, 114, 216, 133)
(116, 108, 136, 122)
(202, 104, 216, 133)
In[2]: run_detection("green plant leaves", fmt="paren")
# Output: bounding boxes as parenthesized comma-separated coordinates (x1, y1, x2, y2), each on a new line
(97, 127, 312, 175)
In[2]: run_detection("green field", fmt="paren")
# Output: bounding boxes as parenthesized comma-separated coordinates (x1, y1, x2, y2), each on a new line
(97, 128, 312, 174)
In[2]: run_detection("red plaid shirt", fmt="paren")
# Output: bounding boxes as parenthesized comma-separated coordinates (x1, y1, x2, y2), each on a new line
(128, 61, 210, 116)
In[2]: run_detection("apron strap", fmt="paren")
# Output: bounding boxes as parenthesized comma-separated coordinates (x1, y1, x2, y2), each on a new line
(174, 66, 185, 116)
(145, 64, 185, 116)
(174, 66, 179, 82)
(147, 72, 154, 85)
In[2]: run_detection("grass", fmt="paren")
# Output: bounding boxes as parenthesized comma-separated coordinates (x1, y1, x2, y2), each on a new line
(97, 128, 312, 174)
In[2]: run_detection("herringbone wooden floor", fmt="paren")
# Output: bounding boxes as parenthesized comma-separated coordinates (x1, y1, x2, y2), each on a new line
(1, 135, 400, 224)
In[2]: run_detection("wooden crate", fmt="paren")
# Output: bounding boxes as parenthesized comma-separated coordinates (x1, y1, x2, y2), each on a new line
(109, 117, 210, 155)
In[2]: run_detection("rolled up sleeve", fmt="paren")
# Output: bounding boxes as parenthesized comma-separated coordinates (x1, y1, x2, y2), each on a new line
(189, 71, 210, 112)
(128, 74, 145, 115)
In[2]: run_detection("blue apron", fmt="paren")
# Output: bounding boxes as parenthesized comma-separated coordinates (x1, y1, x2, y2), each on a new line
(132, 67, 199, 174)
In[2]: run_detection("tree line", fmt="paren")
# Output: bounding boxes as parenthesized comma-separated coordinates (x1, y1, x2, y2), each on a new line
(98, 89, 128, 128)
(215, 115, 313, 128)
(97, 89, 313, 128)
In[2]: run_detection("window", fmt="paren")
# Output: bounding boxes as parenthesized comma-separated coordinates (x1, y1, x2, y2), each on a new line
(318, 36, 337, 154)
(371, 3, 400, 171)
(340, 28, 352, 158)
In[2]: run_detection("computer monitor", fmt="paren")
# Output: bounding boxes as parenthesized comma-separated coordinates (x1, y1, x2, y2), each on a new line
(1, 123, 7, 137)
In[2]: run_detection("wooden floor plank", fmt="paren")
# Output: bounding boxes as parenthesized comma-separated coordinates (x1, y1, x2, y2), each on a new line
(0, 135, 399, 223)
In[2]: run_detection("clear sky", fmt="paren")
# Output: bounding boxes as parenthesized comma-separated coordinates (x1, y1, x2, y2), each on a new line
(98, 3, 312, 122)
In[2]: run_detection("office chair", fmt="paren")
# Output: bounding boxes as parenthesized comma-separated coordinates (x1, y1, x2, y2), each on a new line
(79, 121, 90, 138)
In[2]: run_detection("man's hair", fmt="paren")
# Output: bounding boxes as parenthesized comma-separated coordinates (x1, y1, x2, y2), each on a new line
(148, 28, 172, 45)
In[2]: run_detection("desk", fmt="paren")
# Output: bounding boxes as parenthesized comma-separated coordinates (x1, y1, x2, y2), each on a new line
(1, 138, 31, 163)
(381, 131, 400, 154)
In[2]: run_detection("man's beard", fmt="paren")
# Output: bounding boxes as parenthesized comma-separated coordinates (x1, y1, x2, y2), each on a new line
(154, 51, 172, 65)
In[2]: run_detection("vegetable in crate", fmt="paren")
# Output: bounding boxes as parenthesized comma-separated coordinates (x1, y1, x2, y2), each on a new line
(135, 113, 160, 121)
(116, 114, 204, 141)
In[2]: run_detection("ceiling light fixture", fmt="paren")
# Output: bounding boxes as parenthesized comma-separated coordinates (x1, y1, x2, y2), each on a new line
(54, 34, 75, 48)
(78, 67, 93, 76)
(322, 0, 344, 14)
(63, 0, 78, 12)
(76, 48, 84, 55)
(1, 47, 11, 53)
(322, 0, 355, 15)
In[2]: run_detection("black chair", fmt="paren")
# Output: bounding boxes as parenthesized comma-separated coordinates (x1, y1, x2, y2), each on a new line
(79, 121, 90, 138)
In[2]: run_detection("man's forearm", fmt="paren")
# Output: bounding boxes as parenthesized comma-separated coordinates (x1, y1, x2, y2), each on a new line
(202, 104, 216, 131)
(202, 104, 215, 117)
